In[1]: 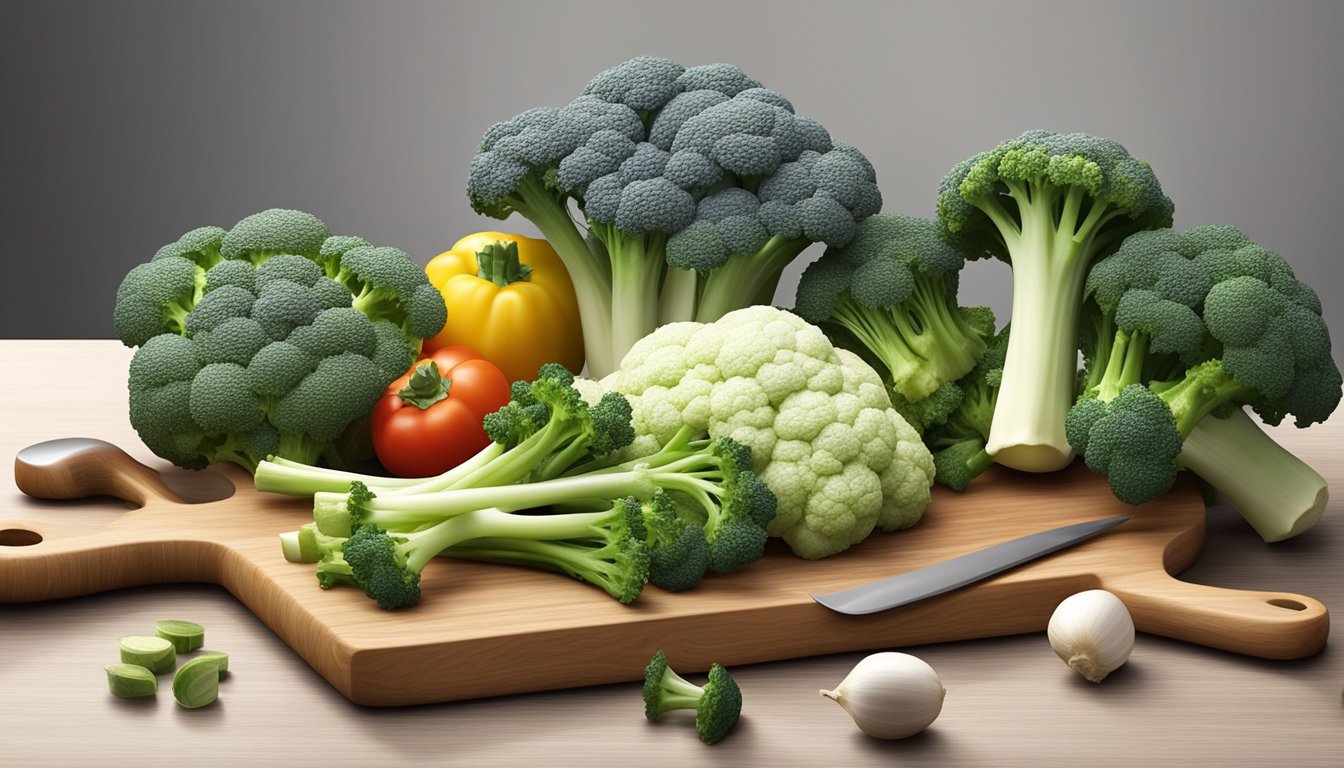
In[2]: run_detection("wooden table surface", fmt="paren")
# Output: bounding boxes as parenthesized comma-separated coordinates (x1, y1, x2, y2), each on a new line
(2, 340, 1341, 768)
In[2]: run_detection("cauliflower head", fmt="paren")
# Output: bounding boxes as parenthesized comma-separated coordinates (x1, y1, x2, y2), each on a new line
(600, 305, 934, 559)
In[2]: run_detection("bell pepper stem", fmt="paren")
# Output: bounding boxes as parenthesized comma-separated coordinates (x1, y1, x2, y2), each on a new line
(476, 241, 533, 287)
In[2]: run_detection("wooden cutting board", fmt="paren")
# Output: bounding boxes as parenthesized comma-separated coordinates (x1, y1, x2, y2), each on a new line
(1, 437, 1328, 706)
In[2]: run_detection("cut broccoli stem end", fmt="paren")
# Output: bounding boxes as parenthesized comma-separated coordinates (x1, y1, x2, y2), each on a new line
(694, 236, 810, 323)
(508, 176, 615, 377)
(1177, 409, 1328, 542)
(984, 208, 1091, 472)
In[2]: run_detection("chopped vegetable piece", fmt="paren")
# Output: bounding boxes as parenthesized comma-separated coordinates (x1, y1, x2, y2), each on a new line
(118, 635, 176, 674)
(104, 663, 158, 698)
(155, 620, 205, 653)
(172, 657, 222, 709)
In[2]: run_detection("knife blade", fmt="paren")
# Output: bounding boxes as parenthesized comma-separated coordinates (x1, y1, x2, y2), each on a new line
(810, 515, 1130, 615)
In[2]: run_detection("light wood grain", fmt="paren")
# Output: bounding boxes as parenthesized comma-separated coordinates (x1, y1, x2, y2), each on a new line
(0, 346, 1328, 709)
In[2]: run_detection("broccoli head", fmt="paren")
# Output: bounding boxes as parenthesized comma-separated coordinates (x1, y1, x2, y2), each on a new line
(115, 209, 446, 471)
(936, 130, 1174, 472)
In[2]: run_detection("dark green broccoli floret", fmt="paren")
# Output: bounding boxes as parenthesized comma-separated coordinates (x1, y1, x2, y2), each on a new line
(794, 212, 987, 404)
(113, 257, 205, 346)
(642, 649, 742, 745)
(936, 130, 1174, 473)
(631, 492, 710, 592)
(218, 208, 329, 264)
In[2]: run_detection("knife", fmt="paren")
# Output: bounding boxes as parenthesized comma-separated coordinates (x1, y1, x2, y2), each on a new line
(811, 515, 1130, 615)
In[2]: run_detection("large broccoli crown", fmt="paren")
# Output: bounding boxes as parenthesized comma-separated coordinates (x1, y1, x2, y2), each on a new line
(116, 209, 445, 471)
(937, 130, 1174, 261)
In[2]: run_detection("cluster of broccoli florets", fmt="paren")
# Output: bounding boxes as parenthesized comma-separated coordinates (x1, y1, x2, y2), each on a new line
(790, 130, 1337, 542)
(261, 365, 778, 609)
(468, 56, 882, 377)
(114, 208, 446, 471)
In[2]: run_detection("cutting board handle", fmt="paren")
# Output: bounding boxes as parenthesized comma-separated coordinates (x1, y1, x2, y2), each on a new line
(1108, 573, 1329, 660)
(2, 438, 246, 603)
(14, 437, 184, 506)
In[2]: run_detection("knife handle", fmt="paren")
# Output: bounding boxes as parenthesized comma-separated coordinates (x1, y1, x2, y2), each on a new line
(1108, 573, 1329, 660)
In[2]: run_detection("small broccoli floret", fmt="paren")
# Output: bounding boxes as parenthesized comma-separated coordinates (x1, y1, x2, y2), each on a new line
(332, 245, 446, 344)
(631, 492, 710, 592)
(218, 208, 330, 264)
(794, 212, 987, 404)
(937, 130, 1174, 472)
(924, 325, 1009, 491)
(642, 649, 742, 745)
(114, 257, 207, 346)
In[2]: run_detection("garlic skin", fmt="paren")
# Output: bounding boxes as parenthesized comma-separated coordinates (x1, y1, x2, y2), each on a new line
(1047, 589, 1135, 683)
(820, 652, 945, 739)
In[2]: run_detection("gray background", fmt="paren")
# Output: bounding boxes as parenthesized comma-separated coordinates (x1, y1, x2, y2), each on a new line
(2, 0, 1341, 367)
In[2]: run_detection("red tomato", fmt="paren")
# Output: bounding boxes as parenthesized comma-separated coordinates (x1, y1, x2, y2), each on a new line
(370, 346, 511, 477)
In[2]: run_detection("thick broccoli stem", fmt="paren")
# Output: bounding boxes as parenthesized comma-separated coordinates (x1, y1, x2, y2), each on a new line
(694, 236, 810, 323)
(253, 444, 500, 496)
(983, 181, 1122, 471)
(1177, 409, 1328, 542)
(659, 266, 699, 324)
(508, 174, 615, 377)
(594, 225, 666, 372)
(828, 277, 986, 403)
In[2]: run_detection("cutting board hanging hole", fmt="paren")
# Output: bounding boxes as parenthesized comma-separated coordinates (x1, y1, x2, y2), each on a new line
(1267, 598, 1307, 611)
(0, 528, 43, 546)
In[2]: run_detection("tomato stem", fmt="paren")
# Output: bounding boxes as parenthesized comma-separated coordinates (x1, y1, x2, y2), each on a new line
(398, 361, 451, 410)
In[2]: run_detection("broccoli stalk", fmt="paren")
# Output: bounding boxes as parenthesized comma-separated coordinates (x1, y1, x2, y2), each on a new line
(692, 234, 811, 323)
(1177, 408, 1329, 542)
(334, 499, 650, 609)
(937, 131, 1174, 472)
(642, 649, 742, 745)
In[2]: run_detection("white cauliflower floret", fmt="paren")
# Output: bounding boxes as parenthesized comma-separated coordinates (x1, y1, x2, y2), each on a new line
(602, 305, 934, 559)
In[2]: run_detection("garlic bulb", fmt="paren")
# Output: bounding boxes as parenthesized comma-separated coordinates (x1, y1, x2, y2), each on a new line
(1047, 589, 1135, 683)
(820, 652, 945, 739)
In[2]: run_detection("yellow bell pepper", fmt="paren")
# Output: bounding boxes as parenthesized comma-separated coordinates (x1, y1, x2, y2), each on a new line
(424, 232, 584, 384)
